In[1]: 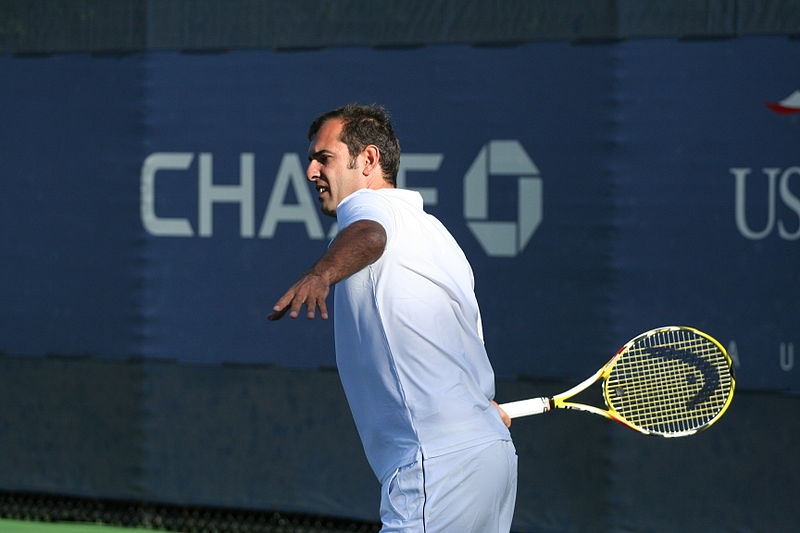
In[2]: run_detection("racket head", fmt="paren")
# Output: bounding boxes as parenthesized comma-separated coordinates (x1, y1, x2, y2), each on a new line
(602, 326, 735, 437)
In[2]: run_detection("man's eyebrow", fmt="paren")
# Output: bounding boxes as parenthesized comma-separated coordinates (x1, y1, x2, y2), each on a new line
(308, 149, 333, 161)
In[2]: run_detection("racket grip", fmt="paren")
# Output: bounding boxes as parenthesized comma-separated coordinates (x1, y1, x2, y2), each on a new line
(499, 397, 552, 419)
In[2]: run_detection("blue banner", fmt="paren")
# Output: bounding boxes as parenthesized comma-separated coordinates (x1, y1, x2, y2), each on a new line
(1, 37, 798, 391)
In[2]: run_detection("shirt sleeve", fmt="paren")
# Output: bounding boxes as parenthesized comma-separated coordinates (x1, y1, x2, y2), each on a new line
(336, 190, 395, 242)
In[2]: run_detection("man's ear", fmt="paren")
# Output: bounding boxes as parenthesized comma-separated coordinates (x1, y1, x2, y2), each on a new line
(362, 144, 381, 176)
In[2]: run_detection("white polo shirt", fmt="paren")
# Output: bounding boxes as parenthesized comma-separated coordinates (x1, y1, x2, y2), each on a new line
(334, 188, 510, 483)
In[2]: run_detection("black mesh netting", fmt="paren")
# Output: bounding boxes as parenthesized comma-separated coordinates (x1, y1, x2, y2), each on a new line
(0, 491, 380, 533)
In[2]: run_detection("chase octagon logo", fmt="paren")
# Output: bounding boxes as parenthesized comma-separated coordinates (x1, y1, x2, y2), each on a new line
(464, 140, 543, 257)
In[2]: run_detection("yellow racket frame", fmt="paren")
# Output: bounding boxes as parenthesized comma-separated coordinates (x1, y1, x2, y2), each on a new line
(501, 326, 736, 437)
(598, 326, 735, 436)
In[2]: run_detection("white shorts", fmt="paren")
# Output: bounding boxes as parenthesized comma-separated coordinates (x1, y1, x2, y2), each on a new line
(379, 439, 517, 533)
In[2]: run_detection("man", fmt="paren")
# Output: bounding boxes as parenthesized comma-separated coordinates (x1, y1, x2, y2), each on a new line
(269, 104, 516, 532)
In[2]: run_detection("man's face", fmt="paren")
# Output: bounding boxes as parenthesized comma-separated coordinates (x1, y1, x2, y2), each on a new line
(306, 118, 363, 217)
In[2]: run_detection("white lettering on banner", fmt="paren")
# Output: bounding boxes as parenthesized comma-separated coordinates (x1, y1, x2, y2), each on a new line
(780, 342, 795, 372)
(732, 167, 800, 240)
(397, 153, 443, 206)
(258, 153, 324, 239)
(141, 153, 195, 236)
(141, 143, 544, 254)
(780, 168, 800, 239)
(464, 141, 543, 257)
(140, 152, 326, 239)
(727, 341, 740, 368)
(729, 340, 798, 374)
(199, 153, 254, 237)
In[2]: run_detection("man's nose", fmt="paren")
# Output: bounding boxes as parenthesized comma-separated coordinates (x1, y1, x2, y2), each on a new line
(306, 161, 319, 182)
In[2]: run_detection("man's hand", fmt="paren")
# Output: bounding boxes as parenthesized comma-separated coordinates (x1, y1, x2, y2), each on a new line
(492, 401, 511, 428)
(267, 219, 386, 323)
(268, 272, 330, 320)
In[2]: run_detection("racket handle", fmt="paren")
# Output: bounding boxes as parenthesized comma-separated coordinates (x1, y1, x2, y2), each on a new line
(499, 397, 552, 419)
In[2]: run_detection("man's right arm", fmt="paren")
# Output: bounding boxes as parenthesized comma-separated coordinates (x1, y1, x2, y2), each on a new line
(268, 219, 386, 320)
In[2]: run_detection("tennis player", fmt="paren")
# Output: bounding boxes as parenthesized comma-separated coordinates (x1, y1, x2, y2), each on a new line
(269, 103, 517, 532)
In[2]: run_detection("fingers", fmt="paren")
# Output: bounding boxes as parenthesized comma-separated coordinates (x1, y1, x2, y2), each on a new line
(492, 401, 512, 428)
(304, 293, 329, 319)
(268, 274, 330, 321)
(268, 296, 309, 320)
(267, 291, 295, 321)
(266, 306, 288, 321)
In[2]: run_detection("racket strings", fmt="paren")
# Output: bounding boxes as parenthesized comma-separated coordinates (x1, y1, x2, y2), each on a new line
(625, 344, 731, 432)
(617, 346, 728, 428)
(605, 329, 733, 436)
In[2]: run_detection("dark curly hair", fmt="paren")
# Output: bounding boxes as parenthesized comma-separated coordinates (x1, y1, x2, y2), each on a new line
(308, 103, 401, 186)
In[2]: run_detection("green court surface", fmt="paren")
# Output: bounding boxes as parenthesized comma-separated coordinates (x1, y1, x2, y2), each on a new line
(0, 520, 177, 533)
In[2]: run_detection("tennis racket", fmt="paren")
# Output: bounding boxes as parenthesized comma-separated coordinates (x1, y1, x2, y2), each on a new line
(500, 326, 735, 437)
